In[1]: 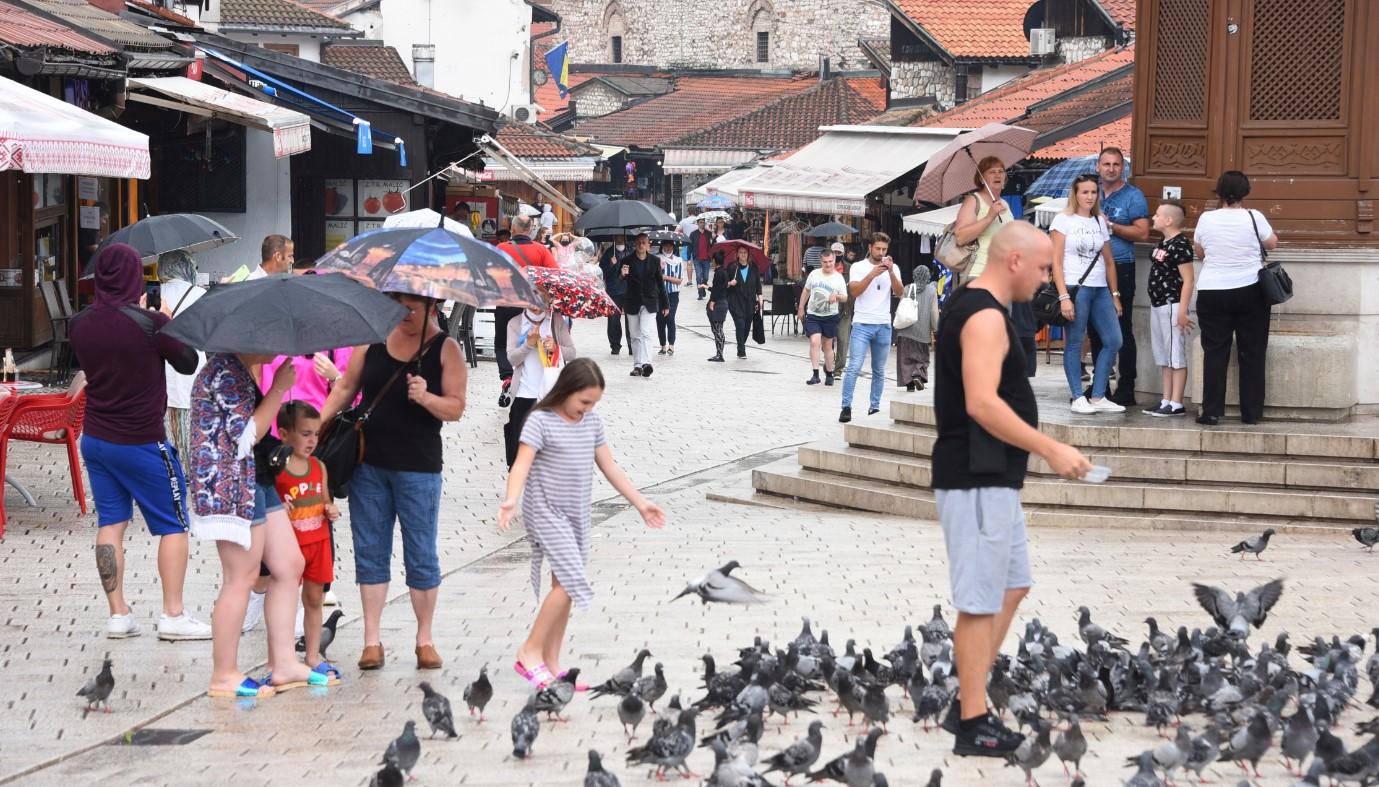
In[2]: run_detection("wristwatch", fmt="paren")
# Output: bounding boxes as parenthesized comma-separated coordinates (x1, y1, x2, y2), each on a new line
(1112, 291, 1121, 296)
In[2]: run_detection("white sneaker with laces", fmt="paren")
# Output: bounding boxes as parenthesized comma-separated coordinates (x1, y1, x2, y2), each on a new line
(158, 612, 212, 641)
(242, 590, 265, 633)
(294, 604, 305, 639)
(321, 590, 340, 607)
(1070, 396, 1097, 415)
(106, 611, 141, 639)
(1090, 397, 1127, 413)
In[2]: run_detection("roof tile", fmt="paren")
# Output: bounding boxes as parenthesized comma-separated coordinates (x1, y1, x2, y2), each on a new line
(322, 44, 415, 84)
(494, 119, 602, 159)
(219, 0, 354, 30)
(0, 1, 116, 54)
(1094, 0, 1138, 30)
(126, 0, 198, 27)
(668, 77, 887, 152)
(892, 0, 1035, 58)
(1033, 114, 1132, 159)
(1018, 72, 1133, 136)
(21, 0, 174, 49)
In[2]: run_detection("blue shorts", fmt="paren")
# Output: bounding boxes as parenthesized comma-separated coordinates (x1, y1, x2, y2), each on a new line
(251, 482, 284, 526)
(347, 463, 442, 590)
(804, 313, 841, 338)
(81, 434, 189, 536)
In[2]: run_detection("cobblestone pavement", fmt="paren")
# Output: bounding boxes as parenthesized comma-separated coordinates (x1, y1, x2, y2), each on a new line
(2, 296, 1374, 786)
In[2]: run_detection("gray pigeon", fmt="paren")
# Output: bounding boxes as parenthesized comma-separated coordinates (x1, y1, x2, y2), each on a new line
(1053, 715, 1087, 777)
(1230, 528, 1275, 559)
(763, 720, 823, 784)
(534, 667, 580, 721)
(672, 561, 767, 605)
(1004, 718, 1052, 787)
(511, 693, 540, 759)
(462, 664, 493, 722)
(1151, 724, 1191, 782)
(418, 681, 457, 739)
(380, 720, 421, 779)
(1281, 708, 1317, 776)
(842, 734, 876, 787)
(626, 707, 699, 779)
(708, 740, 774, 787)
(860, 681, 889, 732)
(296, 609, 344, 657)
(1324, 737, 1379, 784)
(806, 726, 882, 784)
(618, 692, 647, 740)
(1185, 725, 1222, 782)
(1124, 751, 1165, 787)
(591, 649, 652, 698)
(1353, 526, 1379, 551)
(924, 769, 941, 787)
(1293, 759, 1325, 787)
(77, 657, 114, 718)
(1191, 578, 1285, 638)
(584, 749, 622, 787)
(631, 663, 668, 711)
(1223, 713, 1273, 778)
(368, 763, 404, 787)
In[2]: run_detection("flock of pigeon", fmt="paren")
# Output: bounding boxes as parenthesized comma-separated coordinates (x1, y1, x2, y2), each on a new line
(73, 528, 1379, 786)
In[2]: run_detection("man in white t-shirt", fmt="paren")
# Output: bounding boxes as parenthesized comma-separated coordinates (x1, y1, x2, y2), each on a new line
(839, 233, 902, 423)
(248, 234, 294, 279)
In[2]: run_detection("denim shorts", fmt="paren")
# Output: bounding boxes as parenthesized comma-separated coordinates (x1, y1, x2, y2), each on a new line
(936, 487, 1032, 614)
(347, 463, 442, 589)
(251, 482, 284, 526)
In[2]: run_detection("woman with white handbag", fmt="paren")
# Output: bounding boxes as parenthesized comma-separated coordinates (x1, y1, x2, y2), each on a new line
(504, 299, 577, 467)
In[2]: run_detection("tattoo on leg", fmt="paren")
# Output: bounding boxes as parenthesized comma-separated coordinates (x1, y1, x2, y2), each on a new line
(96, 544, 118, 594)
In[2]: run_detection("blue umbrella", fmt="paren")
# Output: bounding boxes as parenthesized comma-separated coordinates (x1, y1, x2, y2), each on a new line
(697, 193, 736, 210)
(1025, 155, 1099, 200)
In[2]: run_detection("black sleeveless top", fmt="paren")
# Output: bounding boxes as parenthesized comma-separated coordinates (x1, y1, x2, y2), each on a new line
(931, 287, 1038, 490)
(360, 333, 445, 473)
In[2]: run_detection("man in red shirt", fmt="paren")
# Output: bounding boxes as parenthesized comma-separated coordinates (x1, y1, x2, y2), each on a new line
(494, 214, 558, 404)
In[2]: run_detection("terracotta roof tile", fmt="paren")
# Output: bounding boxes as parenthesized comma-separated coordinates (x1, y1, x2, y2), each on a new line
(535, 72, 594, 120)
(668, 77, 887, 152)
(1018, 73, 1133, 136)
(892, 0, 1034, 58)
(0, 1, 116, 54)
(917, 45, 1135, 128)
(126, 0, 198, 27)
(219, 0, 354, 30)
(322, 44, 414, 84)
(571, 75, 815, 148)
(1033, 114, 1132, 159)
(494, 119, 602, 159)
(1094, 0, 1137, 30)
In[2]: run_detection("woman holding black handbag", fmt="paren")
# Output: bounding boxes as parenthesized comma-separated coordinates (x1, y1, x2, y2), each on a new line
(1192, 171, 1279, 425)
(725, 246, 763, 358)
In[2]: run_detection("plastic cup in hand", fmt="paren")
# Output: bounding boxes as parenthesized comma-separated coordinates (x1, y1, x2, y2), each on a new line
(1080, 465, 1112, 484)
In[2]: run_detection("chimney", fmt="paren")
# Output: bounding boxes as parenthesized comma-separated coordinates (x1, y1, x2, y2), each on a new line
(412, 44, 436, 88)
(86, 0, 124, 14)
(819, 55, 831, 82)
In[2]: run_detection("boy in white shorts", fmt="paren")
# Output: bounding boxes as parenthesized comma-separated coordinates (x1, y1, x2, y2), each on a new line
(1143, 199, 1195, 417)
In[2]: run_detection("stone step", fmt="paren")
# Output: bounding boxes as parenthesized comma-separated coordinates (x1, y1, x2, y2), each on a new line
(842, 423, 1379, 493)
(797, 443, 1375, 523)
(889, 401, 1379, 463)
(752, 461, 1358, 535)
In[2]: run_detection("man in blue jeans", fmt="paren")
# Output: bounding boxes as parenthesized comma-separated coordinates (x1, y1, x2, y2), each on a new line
(1090, 147, 1149, 405)
(839, 233, 902, 423)
(689, 218, 714, 300)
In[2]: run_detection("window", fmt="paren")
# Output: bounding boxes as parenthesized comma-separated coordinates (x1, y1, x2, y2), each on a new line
(262, 43, 300, 57)
(749, 0, 774, 65)
(756, 31, 769, 63)
(611, 35, 623, 63)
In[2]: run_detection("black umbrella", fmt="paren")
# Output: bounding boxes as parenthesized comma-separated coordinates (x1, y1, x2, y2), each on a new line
(575, 192, 610, 211)
(573, 199, 675, 234)
(162, 273, 407, 355)
(93, 213, 238, 270)
(805, 221, 858, 237)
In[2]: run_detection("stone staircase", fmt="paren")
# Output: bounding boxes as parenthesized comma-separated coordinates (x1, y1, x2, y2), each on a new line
(751, 400, 1379, 535)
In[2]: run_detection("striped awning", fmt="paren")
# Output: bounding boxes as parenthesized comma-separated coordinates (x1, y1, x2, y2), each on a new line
(662, 148, 757, 174)
(0, 74, 149, 178)
(478, 157, 599, 182)
(128, 76, 311, 158)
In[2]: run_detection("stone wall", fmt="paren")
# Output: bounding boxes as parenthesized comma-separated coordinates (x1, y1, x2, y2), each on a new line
(890, 60, 954, 108)
(1057, 35, 1109, 63)
(571, 82, 627, 117)
(545, 0, 887, 71)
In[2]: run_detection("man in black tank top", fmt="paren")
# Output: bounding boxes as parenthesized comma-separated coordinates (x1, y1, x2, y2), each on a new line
(931, 222, 1092, 757)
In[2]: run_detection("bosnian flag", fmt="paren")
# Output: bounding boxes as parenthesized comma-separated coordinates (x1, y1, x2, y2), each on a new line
(544, 41, 571, 99)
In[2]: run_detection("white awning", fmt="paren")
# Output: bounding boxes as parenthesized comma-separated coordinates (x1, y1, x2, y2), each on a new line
(685, 164, 768, 203)
(663, 148, 757, 175)
(478, 157, 599, 182)
(127, 76, 311, 158)
(0, 75, 150, 178)
(902, 204, 961, 238)
(477, 135, 581, 217)
(1032, 197, 1066, 228)
(739, 125, 963, 216)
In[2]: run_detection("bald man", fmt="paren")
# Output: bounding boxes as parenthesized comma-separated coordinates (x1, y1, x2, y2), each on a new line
(931, 221, 1092, 756)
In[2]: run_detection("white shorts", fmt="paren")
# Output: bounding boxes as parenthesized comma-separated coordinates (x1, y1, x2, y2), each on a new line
(1150, 302, 1188, 369)
(935, 487, 1032, 615)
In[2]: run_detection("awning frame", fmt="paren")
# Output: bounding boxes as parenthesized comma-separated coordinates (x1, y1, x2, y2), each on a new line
(127, 76, 312, 158)
(477, 134, 581, 217)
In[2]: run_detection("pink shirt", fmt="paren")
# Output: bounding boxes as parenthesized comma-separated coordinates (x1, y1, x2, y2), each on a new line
(261, 347, 357, 436)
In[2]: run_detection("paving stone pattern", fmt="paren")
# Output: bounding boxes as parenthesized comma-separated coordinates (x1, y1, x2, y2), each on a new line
(1, 300, 1375, 785)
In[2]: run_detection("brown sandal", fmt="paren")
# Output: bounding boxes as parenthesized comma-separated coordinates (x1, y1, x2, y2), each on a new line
(415, 644, 442, 670)
(358, 644, 385, 670)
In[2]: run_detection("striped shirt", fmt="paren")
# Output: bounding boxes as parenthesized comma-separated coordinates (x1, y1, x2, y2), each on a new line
(661, 255, 684, 295)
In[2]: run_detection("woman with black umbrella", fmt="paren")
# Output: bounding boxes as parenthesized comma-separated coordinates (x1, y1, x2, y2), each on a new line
(724, 245, 763, 358)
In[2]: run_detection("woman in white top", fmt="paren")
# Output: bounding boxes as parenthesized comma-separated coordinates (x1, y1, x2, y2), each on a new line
(1050, 174, 1125, 414)
(1191, 170, 1278, 425)
(656, 239, 684, 355)
(157, 250, 207, 460)
(504, 297, 576, 467)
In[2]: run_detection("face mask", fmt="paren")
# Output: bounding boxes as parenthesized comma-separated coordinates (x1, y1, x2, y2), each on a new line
(560, 239, 572, 246)
(615, 244, 625, 252)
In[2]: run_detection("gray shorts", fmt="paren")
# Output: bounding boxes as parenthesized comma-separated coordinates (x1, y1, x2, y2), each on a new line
(1150, 302, 1189, 369)
(935, 487, 1032, 614)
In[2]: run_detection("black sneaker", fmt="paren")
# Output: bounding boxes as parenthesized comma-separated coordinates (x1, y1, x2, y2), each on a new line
(641, 364, 653, 378)
(838, 407, 852, 423)
(952, 713, 1023, 757)
(737, 350, 747, 358)
(1196, 414, 1219, 426)
(806, 371, 821, 386)
(824, 372, 835, 386)
(940, 698, 961, 734)
(868, 408, 880, 416)
(630, 366, 642, 376)
(1142, 404, 1170, 416)
(611, 348, 621, 355)
(1109, 388, 1136, 406)
(1147, 404, 1187, 418)
(707, 355, 724, 363)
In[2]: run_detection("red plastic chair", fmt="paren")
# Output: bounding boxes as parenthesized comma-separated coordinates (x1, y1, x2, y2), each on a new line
(0, 393, 23, 534)
(3, 380, 88, 529)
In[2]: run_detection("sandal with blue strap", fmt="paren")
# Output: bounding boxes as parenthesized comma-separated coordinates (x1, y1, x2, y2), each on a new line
(311, 662, 342, 685)
(208, 677, 275, 699)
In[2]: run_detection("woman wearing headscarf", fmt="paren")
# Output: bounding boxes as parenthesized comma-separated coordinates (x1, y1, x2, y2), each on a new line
(158, 250, 207, 462)
(895, 265, 939, 391)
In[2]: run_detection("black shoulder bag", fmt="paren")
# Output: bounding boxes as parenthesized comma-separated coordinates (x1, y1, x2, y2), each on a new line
(1251, 210, 1292, 305)
(1033, 238, 1098, 327)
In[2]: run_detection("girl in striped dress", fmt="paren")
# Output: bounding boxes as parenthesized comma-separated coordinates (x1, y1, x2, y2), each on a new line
(497, 358, 665, 688)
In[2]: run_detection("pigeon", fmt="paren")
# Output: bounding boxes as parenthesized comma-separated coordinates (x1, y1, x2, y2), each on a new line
(924, 769, 942, 787)
(792, 618, 819, 655)
(922, 604, 951, 641)
(368, 763, 404, 787)
(1293, 759, 1325, 787)
(841, 734, 876, 787)
(1144, 617, 1174, 658)
(584, 749, 622, 787)
(1353, 526, 1379, 551)
(763, 720, 823, 785)
(1077, 606, 1129, 650)
(591, 649, 652, 698)
(1124, 750, 1165, 787)
(511, 694, 540, 759)
(1152, 723, 1192, 782)
(1230, 528, 1275, 559)
(619, 692, 647, 740)
(462, 665, 493, 722)
(1004, 718, 1052, 787)
(626, 707, 699, 779)
(806, 727, 882, 784)
(1324, 736, 1379, 784)
(860, 681, 889, 732)
(1191, 578, 1285, 638)
(77, 657, 115, 718)
(1223, 712, 1273, 778)
(418, 681, 457, 739)
(707, 739, 774, 787)
(631, 663, 668, 711)
(534, 667, 580, 721)
(295, 608, 344, 656)
(1053, 715, 1087, 777)
(1281, 708, 1317, 776)
(672, 561, 767, 605)
(1185, 725, 1222, 783)
(380, 720, 421, 779)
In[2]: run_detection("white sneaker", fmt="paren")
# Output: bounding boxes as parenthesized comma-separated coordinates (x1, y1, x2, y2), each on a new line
(321, 590, 340, 607)
(1070, 396, 1097, 415)
(294, 604, 305, 639)
(158, 612, 212, 641)
(1090, 397, 1127, 413)
(242, 590, 265, 633)
(106, 612, 141, 639)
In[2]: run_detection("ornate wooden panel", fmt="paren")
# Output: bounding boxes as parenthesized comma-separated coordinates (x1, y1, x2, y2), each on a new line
(1151, 0, 1210, 123)
(1147, 135, 1209, 174)
(1242, 136, 1347, 174)
(1248, 0, 1345, 122)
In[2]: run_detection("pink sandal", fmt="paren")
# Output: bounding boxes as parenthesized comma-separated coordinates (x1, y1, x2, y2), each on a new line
(527, 664, 556, 689)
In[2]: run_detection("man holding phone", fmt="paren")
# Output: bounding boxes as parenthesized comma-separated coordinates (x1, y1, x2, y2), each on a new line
(838, 233, 902, 423)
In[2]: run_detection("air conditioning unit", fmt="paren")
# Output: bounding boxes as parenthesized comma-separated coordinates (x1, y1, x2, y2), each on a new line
(1030, 28, 1057, 56)
(509, 104, 541, 124)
